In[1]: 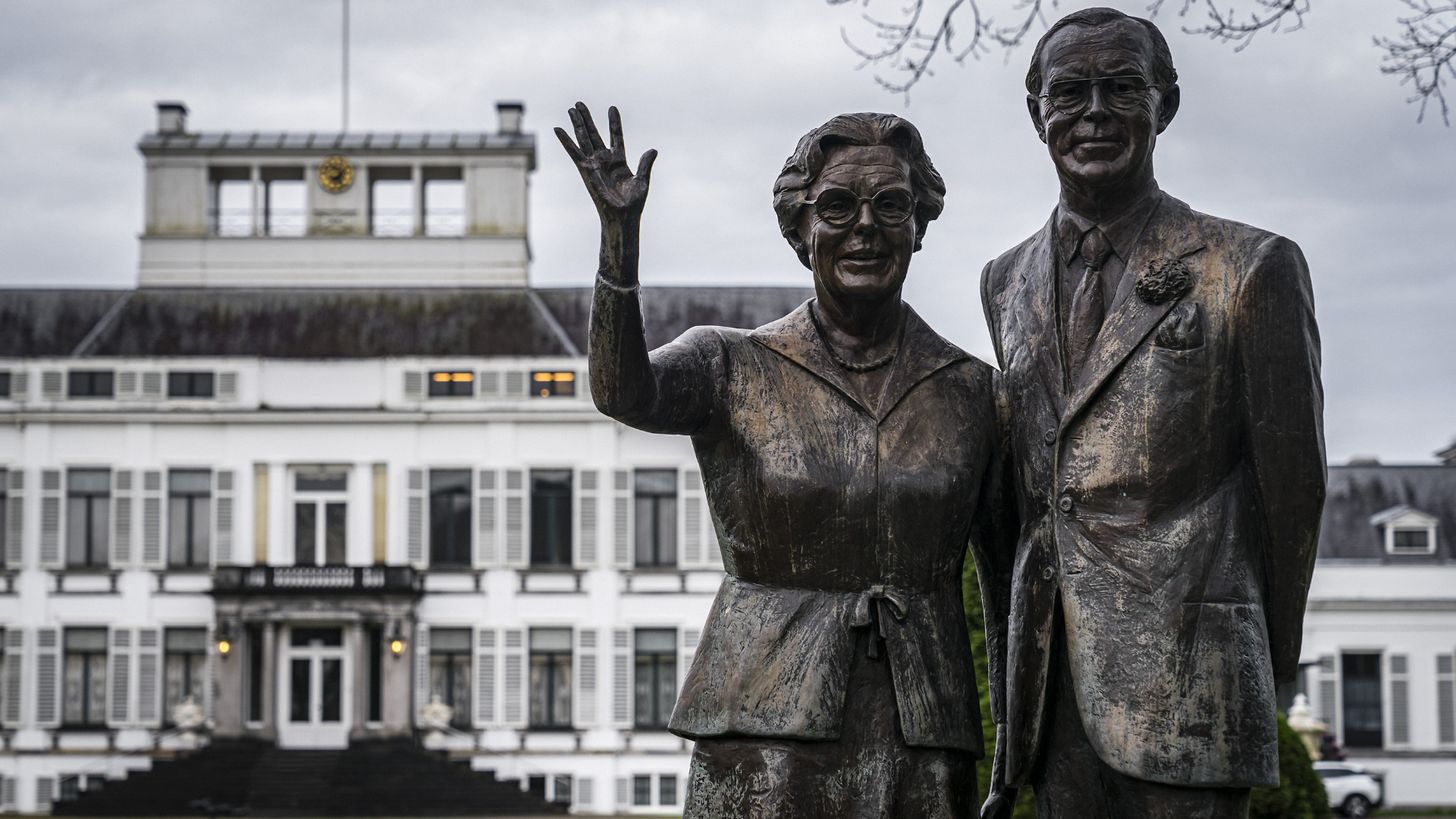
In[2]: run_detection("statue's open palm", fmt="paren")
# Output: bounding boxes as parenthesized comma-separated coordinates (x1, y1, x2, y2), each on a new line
(556, 102, 657, 227)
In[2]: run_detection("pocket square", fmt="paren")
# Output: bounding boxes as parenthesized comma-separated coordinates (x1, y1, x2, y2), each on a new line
(1154, 301, 1204, 350)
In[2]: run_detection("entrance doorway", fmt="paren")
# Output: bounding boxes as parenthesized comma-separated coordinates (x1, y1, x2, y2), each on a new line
(278, 625, 350, 748)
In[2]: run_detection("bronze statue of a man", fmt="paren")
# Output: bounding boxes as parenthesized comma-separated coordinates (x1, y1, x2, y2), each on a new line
(979, 8, 1326, 819)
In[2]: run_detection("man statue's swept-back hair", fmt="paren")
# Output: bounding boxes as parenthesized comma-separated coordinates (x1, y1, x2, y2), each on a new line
(1025, 7, 1179, 95)
(772, 112, 946, 267)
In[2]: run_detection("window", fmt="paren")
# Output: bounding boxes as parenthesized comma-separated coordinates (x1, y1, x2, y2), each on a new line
(66, 469, 111, 567)
(164, 628, 207, 723)
(659, 774, 678, 807)
(0, 469, 7, 565)
(634, 629, 677, 729)
(367, 624, 383, 723)
(530, 470, 572, 567)
(633, 775, 651, 806)
(0, 371, 10, 398)
(428, 370, 475, 397)
(529, 628, 572, 728)
(63, 628, 107, 726)
(294, 469, 348, 566)
(422, 167, 465, 237)
(67, 370, 114, 399)
(369, 167, 413, 236)
(527, 774, 573, 806)
(634, 470, 677, 568)
(530, 371, 576, 398)
(208, 166, 252, 236)
(428, 628, 472, 729)
(261, 166, 305, 237)
(167, 371, 215, 399)
(168, 470, 212, 568)
(246, 623, 264, 723)
(1342, 652, 1384, 748)
(631, 773, 678, 808)
(429, 470, 471, 567)
(1391, 528, 1433, 554)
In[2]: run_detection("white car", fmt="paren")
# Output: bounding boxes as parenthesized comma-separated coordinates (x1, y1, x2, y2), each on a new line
(1315, 762, 1385, 818)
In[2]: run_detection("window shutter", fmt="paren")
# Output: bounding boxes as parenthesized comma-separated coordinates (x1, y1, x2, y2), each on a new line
(403, 371, 424, 401)
(504, 370, 525, 397)
(39, 470, 61, 569)
(1317, 654, 1338, 730)
(40, 370, 62, 400)
(503, 470, 525, 568)
(1390, 653, 1410, 745)
(574, 777, 594, 811)
(136, 629, 161, 726)
(140, 471, 164, 569)
(613, 471, 632, 569)
(36, 777, 54, 814)
(615, 777, 630, 810)
(5, 469, 23, 569)
(141, 371, 163, 399)
(34, 627, 59, 728)
(612, 629, 631, 727)
(213, 470, 235, 566)
(576, 629, 597, 726)
(9, 371, 27, 402)
(117, 370, 139, 399)
(0, 774, 15, 812)
(478, 370, 501, 397)
(2, 629, 24, 727)
(111, 470, 133, 569)
(1438, 654, 1455, 746)
(681, 627, 701, 691)
(576, 469, 599, 569)
(414, 624, 430, 727)
(681, 469, 704, 568)
(475, 470, 497, 568)
(217, 371, 238, 401)
(407, 469, 426, 568)
(204, 624, 218, 725)
(503, 629, 525, 727)
(108, 628, 132, 726)
(474, 629, 496, 727)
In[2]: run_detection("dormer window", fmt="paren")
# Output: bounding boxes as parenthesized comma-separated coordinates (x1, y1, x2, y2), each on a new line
(167, 371, 215, 399)
(0, 371, 9, 398)
(1370, 505, 1439, 556)
(428, 370, 474, 397)
(67, 370, 114, 399)
(531, 371, 576, 398)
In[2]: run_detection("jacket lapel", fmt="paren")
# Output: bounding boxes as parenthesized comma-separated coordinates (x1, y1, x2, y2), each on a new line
(748, 300, 967, 422)
(1015, 214, 1067, 417)
(1060, 194, 1207, 431)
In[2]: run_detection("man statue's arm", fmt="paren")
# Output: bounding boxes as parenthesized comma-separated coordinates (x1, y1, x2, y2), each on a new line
(1233, 234, 1327, 684)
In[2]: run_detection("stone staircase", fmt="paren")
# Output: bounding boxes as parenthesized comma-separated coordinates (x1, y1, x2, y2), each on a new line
(53, 738, 569, 816)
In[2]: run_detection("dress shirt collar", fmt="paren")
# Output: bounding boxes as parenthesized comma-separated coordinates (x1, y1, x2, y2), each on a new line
(1055, 187, 1163, 266)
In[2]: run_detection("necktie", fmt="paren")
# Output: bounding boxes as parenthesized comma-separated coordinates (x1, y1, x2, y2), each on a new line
(1066, 227, 1113, 378)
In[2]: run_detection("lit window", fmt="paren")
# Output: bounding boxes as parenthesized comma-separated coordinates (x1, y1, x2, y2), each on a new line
(167, 371, 215, 398)
(531, 371, 576, 398)
(429, 370, 475, 398)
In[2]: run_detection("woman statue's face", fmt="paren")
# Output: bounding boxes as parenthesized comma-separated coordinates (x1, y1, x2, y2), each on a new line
(799, 144, 918, 302)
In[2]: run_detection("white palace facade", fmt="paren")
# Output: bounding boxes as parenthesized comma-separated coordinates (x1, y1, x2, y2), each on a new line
(0, 101, 807, 815)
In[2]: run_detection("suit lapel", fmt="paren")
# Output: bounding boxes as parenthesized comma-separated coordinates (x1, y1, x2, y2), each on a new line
(748, 300, 967, 422)
(1060, 194, 1208, 431)
(1015, 214, 1067, 416)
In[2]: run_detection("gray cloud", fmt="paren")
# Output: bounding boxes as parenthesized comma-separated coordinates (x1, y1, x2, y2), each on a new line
(0, 0, 1451, 462)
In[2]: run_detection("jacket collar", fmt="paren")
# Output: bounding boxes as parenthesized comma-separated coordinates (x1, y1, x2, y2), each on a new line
(749, 299, 969, 422)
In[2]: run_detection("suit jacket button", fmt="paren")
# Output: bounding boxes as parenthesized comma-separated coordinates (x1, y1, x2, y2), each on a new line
(1042, 566, 1055, 581)
(1058, 495, 1074, 514)
(1043, 430, 1056, 446)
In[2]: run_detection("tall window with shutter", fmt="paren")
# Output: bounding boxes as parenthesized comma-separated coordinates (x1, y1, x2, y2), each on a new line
(66, 469, 111, 568)
(429, 627, 472, 729)
(62, 628, 107, 727)
(529, 470, 572, 568)
(163, 628, 207, 725)
(1438, 653, 1455, 746)
(633, 628, 677, 729)
(633, 470, 677, 568)
(429, 470, 471, 568)
(4, 469, 20, 570)
(1388, 654, 1410, 746)
(1341, 652, 1384, 749)
(529, 628, 572, 728)
(167, 470, 212, 568)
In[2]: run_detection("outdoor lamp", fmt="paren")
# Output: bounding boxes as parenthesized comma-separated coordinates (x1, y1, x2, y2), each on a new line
(388, 625, 406, 658)
(216, 626, 234, 659)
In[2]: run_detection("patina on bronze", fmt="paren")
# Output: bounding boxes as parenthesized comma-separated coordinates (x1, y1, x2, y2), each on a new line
(978, 8, 1326, 819)
(558, 104, 1009, 818)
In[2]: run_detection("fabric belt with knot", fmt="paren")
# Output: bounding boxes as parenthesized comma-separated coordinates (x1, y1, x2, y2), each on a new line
(850, 584, 911, 659)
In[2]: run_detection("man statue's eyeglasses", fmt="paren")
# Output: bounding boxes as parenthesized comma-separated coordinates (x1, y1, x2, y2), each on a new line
(1039, 75, 1161, 114)
(805, 189, 916, 227)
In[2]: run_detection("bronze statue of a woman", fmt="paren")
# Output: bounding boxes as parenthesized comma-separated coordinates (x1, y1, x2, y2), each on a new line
(557, 103, 1012, 818)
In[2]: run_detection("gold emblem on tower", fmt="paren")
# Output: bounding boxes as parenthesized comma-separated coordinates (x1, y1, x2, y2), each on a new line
(318, 155, 355, 194)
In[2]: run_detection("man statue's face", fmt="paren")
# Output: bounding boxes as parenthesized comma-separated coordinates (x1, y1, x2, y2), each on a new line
(1029, 20, 1178, 194)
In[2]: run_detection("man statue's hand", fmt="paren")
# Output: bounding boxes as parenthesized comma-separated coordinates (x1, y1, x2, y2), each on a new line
(981, 721, 1017, 819)
(980, 788, 1018, 819)
(555, 102, 657, 232)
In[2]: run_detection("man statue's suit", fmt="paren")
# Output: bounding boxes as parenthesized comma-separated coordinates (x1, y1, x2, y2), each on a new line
(978, 8, 1326, 819)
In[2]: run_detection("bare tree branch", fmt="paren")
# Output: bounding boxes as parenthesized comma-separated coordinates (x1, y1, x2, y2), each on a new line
(1375, 0, 1456, 124)
(1174, 0, 1309, 53)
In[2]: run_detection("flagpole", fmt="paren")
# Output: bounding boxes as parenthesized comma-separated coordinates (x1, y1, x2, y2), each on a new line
(342, 0, 350, 132)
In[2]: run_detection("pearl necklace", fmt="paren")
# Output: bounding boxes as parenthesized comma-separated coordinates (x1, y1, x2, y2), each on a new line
(823, 341, 897, 372)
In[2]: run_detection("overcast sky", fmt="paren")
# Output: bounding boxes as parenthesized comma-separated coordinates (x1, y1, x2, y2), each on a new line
(0, 0, 1451, 463)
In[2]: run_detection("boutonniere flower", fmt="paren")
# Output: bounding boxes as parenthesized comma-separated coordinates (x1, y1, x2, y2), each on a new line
(1136, 257, 1193, 305)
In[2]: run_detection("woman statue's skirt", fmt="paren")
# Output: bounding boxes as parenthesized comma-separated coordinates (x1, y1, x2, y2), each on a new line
(681, 629, 979, 818)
